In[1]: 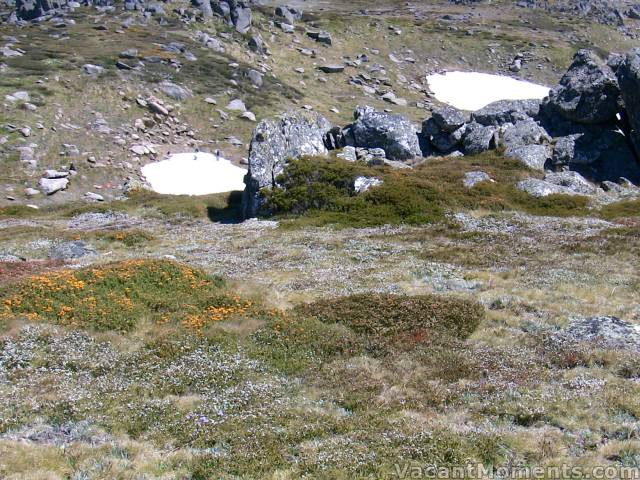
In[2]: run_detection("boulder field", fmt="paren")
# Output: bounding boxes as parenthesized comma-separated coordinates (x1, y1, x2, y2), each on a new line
(242, 48, 640, 217)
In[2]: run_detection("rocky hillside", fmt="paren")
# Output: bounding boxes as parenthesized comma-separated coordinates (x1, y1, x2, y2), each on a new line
(0, 0, 640, 479)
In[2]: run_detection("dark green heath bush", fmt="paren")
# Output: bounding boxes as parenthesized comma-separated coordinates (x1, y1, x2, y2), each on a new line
(295, 293, 484, 340)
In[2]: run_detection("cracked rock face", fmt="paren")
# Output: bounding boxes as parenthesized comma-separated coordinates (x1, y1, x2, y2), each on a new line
(472, 99, 541, 127)
(617, 48, 640, 154)
(545, 49, 621, 125)
(15, 0, 68, 20)
(349, 105, 422, 161)
(242, 111, 332, 219)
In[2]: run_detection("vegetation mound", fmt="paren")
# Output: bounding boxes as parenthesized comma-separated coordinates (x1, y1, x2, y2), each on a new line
(262, 154, 591, 227)
(0, 259, 253, 332)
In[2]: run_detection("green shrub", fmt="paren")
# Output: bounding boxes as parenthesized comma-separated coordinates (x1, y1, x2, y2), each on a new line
(263, 157, 444, 227)
(252, 314, 363, 374)
(511, 192, 589, 217)
(264, 156, 365, 214)
(261, 153, 591, 228)
(295, 293, 484, 342)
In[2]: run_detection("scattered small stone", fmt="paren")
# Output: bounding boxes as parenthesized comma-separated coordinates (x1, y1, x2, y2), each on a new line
(463, 171, 493, 188)
(226, 99, 247, 112)
(319, 64, 345, 74)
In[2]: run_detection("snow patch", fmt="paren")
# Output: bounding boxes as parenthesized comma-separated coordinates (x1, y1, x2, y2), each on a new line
(426, 71, 551, 111)
(141, 152, 246, 196)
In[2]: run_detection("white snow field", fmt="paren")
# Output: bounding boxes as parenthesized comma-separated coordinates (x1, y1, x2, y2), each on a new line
(426, 71, 551, 111)
(141, 152, 247, 196)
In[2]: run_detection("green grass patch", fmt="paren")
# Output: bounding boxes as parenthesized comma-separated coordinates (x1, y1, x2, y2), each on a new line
(0, 189, 244, 223)
(599, 199, 640, 220)
(295, 293, 483, 340)
(0, 205, 40, 219)
(96, 229, 156, 247)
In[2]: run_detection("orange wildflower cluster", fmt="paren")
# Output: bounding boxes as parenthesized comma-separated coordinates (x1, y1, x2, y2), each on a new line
(0, 259, 227, 331)
(181, 295, 253, 333)
(28, 270, 87, 292)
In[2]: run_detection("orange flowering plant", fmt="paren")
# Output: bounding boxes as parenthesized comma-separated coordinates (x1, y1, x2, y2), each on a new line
(0, 259, 256, 333)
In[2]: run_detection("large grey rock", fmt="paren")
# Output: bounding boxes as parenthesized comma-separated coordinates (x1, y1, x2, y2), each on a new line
(275, 4, 302, 23)
(552, 132, 601, 166)
(248, 34, 264, 54)
(159, 81, 191, 101)
(463, 171, 492, 188)
(242, 111, 332, 218)
(49, 241, 95, 261)
(349, 105, 421, 161)
(543, 170, 597, 195)
(211, 0, 252, 32)
(516, 178, 581, 197)
(192, 0, 212, 17)
(38, 177, 68, 195)
(552, 128, 640, 183)
(500, 119, 550, 149)
(617, 48, 640, 154)
(545, 49, 620, 125)
(462, 122, 496, 155)
(431, 106, 470, 133)
(472, 99, 541, 126)
(504, 144, 550, 170)
(233, 6, 251, 33)
(246, 69, 263, 88)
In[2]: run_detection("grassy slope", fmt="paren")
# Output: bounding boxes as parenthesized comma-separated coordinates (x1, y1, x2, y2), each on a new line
(1, 0, 636, 207)
(0, 253, 638, 477)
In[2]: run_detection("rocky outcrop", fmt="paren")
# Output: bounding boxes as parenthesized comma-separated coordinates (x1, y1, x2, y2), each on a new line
(238, 45, 640, 221)
(517, 170, 597, 197)
(15, 0, 67, 20)
(242, 111, 332, 218)
(517, 0, 624, 27)
(544, 49, 621, 125)
(461, 122, 496, 155)
(472, 99, 541, 126)
(416, 49, 640, 187)
(346, 106, 422, 161)
(617, 48, 640, 154)
(275, 4, 302, 23)
(201, 0, 252, 32)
